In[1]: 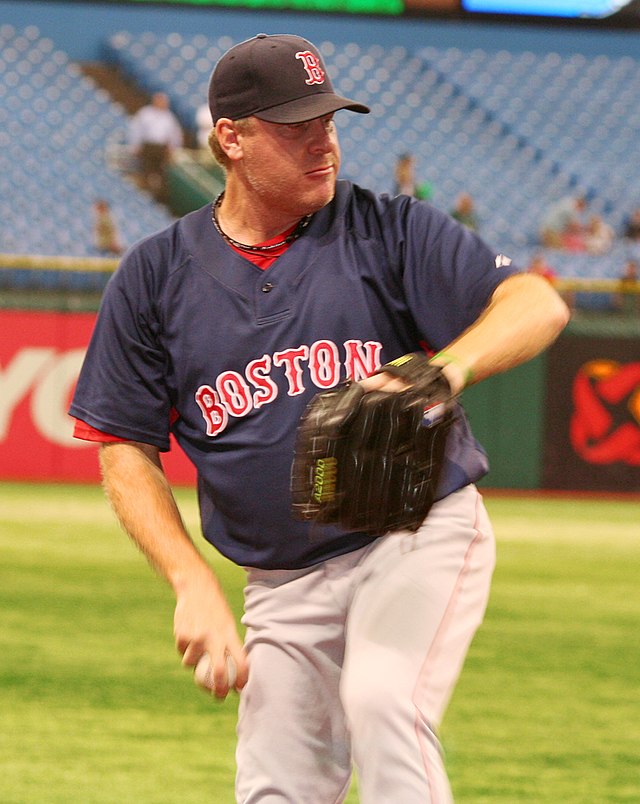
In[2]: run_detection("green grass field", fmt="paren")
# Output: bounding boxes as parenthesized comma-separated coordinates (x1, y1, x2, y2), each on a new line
(1, 482, 639, 803)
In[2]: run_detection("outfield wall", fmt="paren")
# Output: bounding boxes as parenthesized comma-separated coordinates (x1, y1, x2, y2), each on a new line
(464, 332, 640, 492)
(1, 307, 638, 491)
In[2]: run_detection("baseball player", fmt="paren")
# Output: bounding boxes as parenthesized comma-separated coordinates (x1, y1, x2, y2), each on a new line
(70, 34, 569, 802)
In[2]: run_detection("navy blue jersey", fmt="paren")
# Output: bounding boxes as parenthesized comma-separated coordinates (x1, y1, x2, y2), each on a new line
(70, 181, 519, 570)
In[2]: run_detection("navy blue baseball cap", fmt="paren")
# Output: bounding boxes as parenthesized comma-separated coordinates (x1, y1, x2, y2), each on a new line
(208, 33, 370, 124)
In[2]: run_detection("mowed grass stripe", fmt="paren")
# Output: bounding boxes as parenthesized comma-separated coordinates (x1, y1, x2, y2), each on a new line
(1, 482, 638, 802)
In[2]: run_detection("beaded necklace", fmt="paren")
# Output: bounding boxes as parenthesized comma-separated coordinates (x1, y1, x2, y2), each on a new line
(211, 192, 311, 253)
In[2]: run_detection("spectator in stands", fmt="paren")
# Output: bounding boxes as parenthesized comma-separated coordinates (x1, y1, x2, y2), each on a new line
(526, 251, 574, 311)
(584, 215, 614, 255)
(615, 260, 639, 314)
(93, 199, 123, 256)
(623, 207, 640, 241)
(526, 251, 557, 284)
(539, 194, 587, 249)
(128, 92, 183, 202)
(559, 219, 586, 252)
(392, 152, 433, 201)
(450, 192, 479, 231)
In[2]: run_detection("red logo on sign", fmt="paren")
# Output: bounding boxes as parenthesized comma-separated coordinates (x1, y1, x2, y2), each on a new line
(295, 51, 325, 85)
(570, 360, 640, 465)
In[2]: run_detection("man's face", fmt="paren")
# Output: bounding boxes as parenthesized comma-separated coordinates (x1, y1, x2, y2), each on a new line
(235, 114, 341, 217)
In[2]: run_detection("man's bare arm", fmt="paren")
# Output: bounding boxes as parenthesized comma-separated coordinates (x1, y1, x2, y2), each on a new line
(435, 272, 570, 391)
(99, 441, 248, 697)
(365, 272, 570, 395)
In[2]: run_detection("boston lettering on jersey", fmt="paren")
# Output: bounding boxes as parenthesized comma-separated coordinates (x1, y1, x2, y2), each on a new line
(195, 338, 383, 437)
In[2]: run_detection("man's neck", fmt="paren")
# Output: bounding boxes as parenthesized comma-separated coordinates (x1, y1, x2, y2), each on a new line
(217, 188, 303, 246)
(212, 192, 312, 260)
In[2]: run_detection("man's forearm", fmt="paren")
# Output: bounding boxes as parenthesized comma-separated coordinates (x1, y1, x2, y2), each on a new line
(99, 441, 212, 593)
(98, 441, 248, 696)
(432, 272, 570, 392)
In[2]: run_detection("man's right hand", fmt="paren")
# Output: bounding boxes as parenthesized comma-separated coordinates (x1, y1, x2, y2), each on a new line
(174, 567, 248, 699)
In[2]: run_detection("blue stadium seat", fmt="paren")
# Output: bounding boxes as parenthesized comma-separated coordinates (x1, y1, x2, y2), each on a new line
(3, 27, 638, 286)
(0, 26, 175, 275)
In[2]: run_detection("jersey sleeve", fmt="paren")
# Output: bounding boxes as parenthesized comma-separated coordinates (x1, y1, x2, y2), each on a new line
(398, 198, 520, 349)
(69, 240, 174, 451)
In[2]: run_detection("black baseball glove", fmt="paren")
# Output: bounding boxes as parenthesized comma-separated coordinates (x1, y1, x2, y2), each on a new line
(290, 353, 455, 535)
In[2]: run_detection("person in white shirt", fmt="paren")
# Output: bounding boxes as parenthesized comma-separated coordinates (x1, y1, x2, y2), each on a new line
(196, 103, 213, 151)
(128, 92, 183, 201)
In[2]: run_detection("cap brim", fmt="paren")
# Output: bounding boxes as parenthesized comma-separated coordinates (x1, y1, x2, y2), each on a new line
(254, 93, 370, 124)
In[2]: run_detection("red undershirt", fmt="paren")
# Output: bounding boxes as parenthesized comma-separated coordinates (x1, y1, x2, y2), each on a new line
(73, 226, 296, 444)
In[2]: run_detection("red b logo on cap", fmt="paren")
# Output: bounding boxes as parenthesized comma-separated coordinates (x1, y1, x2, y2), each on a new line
(296, 51, 325, 85)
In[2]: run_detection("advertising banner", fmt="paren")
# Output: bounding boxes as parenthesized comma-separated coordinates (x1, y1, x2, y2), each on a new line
(4, 309, 638, 492)
(0, 310, 195, 485)
(543, 336, 640, 491)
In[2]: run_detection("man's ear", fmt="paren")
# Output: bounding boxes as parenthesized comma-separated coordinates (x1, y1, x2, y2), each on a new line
(215, 118, 244, 162)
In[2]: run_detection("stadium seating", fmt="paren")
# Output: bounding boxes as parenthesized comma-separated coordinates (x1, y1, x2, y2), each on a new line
(0, 24, 174, 267)
(103, 31, 640, 281)
(1, 23, 639, 292)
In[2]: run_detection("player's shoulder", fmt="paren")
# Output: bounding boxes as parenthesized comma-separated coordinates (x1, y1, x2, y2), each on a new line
(120, 206, 209, 273)
(333, 180, 450, 238)
(338, 179, 446, 215)
(106, 205, 211, 301)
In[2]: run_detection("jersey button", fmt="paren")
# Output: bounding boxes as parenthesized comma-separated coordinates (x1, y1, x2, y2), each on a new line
(261, 282, 274, 293)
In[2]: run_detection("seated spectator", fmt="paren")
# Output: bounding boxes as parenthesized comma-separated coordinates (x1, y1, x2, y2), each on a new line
(584, 215, 614, 255)
(623, 207, 640, 241)
(393, 153, 415, 196)
(392, 153, 433, 201)
(527, 251, 574, 310)
(526, 251, 557, 284)
(93, 199, 123, 256)
(539, 195, 587, 249)
(560, 219, 586, 252)
(450, 192, 479, 231)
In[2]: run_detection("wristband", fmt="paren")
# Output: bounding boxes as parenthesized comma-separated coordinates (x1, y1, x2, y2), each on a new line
(431, 351, 474, 386)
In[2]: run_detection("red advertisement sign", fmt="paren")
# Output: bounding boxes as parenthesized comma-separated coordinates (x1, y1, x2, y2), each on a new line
(543, 335, 640, 491)
(571, 359, 640, 466)
(0, 310, 195, 485)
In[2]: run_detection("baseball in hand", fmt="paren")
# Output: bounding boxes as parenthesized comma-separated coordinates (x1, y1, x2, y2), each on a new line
(194, 652, 237, 692)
